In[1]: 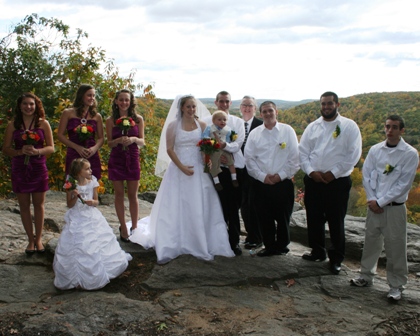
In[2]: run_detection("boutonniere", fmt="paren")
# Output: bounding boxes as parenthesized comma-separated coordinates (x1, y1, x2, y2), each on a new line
(383, 164, 395, 175)
(230, 130, 238, 142)
(279, 142, 286, 149)
(332, 125, 341, 138)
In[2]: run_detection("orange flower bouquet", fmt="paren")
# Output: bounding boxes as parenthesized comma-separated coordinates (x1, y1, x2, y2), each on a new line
(63, 175, 85, 204)
(116, 117, 135, 150)
(21, 130, 40, 165)
(197, 137, 220, 173)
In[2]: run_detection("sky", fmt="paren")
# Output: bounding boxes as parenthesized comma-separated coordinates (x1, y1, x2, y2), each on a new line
(1, 0, 419, 101)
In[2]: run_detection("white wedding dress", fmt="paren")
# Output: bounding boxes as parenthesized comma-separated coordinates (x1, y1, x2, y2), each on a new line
(129, 121, 235, 264)
(53, 176, 132, 290)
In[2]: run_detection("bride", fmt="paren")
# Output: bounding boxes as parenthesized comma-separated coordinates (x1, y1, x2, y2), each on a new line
(129, 95, 234, 264)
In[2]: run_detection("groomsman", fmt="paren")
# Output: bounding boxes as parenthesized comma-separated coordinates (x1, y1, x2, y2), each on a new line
(299, 91, 362, 274)
(245, 101, 299, 256)
(240, 95, 263, 249)
(351, 115, 418, 301)
(204, 91, 245, 256)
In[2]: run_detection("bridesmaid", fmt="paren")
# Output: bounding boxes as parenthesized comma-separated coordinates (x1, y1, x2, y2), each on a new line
(57, 84, 104, 180)
(105, 89, 145, 242)
(3, 93, 54, 254)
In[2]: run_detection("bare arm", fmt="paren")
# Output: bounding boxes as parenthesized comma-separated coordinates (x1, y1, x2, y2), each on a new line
(105, 117, 123, 148)
(2, 122, 21, 157)
(84, 187, 99, 207)
(132, 115, 145, 147)
(38, 120, 55, 156)
(66, 189, 79, 208)
(90, 114, 104, 154)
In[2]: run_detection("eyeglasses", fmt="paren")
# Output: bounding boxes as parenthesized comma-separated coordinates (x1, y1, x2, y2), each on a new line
(241, 104, 254, 108)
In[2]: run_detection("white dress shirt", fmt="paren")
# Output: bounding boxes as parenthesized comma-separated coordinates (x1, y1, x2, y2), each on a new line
(204, 114, 245, 168)
(245, 122, 300, 182)
(299, 114, 362, 178)
(362, 138, 419, 207)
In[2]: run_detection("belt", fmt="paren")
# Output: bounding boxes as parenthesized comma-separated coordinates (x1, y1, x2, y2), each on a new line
(386, 202, 404, 206)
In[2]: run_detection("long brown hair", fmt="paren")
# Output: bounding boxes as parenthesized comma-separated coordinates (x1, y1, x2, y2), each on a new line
(111, 89, 139, 123)
(13, 92, 45, 130)
(73, 84, 97, 118)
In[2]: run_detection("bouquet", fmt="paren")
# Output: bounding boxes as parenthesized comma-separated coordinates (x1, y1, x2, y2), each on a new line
(63, 175, 85, 204)
(197, 137, 220, 173)
(21, 130, 40, 165)
(74, 123, 94, 146)
(116, 117, 135, 150)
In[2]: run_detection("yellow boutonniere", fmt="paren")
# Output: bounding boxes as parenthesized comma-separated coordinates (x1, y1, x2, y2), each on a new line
(383, 164, 395, 175)
(333, 125, 341, 138)
(279, 142, 286, 149)
(230, 130, 238, 142)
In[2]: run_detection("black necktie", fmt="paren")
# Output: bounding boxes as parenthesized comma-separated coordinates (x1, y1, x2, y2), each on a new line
(244, 122, 249, 145)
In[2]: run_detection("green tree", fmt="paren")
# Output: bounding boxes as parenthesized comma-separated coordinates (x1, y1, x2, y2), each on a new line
(0, 14, 158, 196)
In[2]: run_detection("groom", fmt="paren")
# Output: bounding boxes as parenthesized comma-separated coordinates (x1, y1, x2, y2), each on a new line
(204, 91, 245, 256)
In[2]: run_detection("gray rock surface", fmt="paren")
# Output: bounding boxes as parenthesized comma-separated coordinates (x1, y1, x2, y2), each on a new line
(1, 191, 419, 335)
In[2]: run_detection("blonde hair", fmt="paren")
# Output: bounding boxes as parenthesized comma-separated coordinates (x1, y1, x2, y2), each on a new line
(212, 110, 228, 122)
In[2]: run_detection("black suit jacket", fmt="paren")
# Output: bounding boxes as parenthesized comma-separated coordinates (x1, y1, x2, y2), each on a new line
(241, 117, 263, 153)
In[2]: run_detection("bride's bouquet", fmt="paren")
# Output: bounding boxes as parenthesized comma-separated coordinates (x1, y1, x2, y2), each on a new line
(197, 138, 220, 173)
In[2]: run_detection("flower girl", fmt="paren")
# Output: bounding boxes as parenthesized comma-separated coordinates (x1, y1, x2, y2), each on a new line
(53, 158, 132, 290)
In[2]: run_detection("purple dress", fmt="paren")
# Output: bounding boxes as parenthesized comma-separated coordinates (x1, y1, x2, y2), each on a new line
(11, 128, 49, 193)
(65, 118, 101, 180)
(108, 125, 140, 181)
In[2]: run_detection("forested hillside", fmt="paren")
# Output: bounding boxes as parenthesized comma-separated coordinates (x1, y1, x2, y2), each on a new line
(281, 92, 420, 154)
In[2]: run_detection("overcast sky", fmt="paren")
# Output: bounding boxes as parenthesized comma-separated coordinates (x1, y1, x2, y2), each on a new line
(1, 0, 419, 101)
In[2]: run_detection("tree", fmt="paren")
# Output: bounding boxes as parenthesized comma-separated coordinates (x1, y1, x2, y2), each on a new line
(0, 14, 158, 195)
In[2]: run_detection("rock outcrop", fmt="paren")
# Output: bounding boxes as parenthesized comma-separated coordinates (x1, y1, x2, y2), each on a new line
(0, 191, 419, 335)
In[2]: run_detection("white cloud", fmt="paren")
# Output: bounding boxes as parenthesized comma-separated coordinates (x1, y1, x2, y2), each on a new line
(1, 0, 419, 100)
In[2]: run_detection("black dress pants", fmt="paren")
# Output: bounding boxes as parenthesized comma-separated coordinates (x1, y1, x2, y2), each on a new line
(240, 167, 262, 244)
(253, 178, 294, 252)
(216, 167, 241, 249)
(303, 175, 352, 263)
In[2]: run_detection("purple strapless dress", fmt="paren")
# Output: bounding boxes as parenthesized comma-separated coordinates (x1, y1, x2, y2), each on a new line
(11, 128, 49, 193)
(108, 125, 140, 181)
(65, 118, 101, 180)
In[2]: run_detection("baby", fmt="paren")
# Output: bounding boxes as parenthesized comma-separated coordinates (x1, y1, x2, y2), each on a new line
(203, 110, 238, 191)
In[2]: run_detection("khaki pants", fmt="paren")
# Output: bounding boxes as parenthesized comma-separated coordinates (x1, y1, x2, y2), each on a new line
(360, 204, 407, 288)
(209, 150, 234, 177)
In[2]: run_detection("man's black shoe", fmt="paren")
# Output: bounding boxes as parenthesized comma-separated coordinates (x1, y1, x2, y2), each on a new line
(276, 248, 289, 255)
(257, 248, 276, 257)
(302, 253, 326, 262)
(244, 242, 263, 250)
(232, 245, 242, 256)
(330, 262, 341, 275)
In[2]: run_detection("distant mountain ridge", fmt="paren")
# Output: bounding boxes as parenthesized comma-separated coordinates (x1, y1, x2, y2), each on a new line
(198, 98, 316, 110)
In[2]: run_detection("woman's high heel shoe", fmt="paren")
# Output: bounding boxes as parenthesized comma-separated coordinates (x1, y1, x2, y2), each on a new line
(119, 226, 130, 243)
(35, 243, 46, 253)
